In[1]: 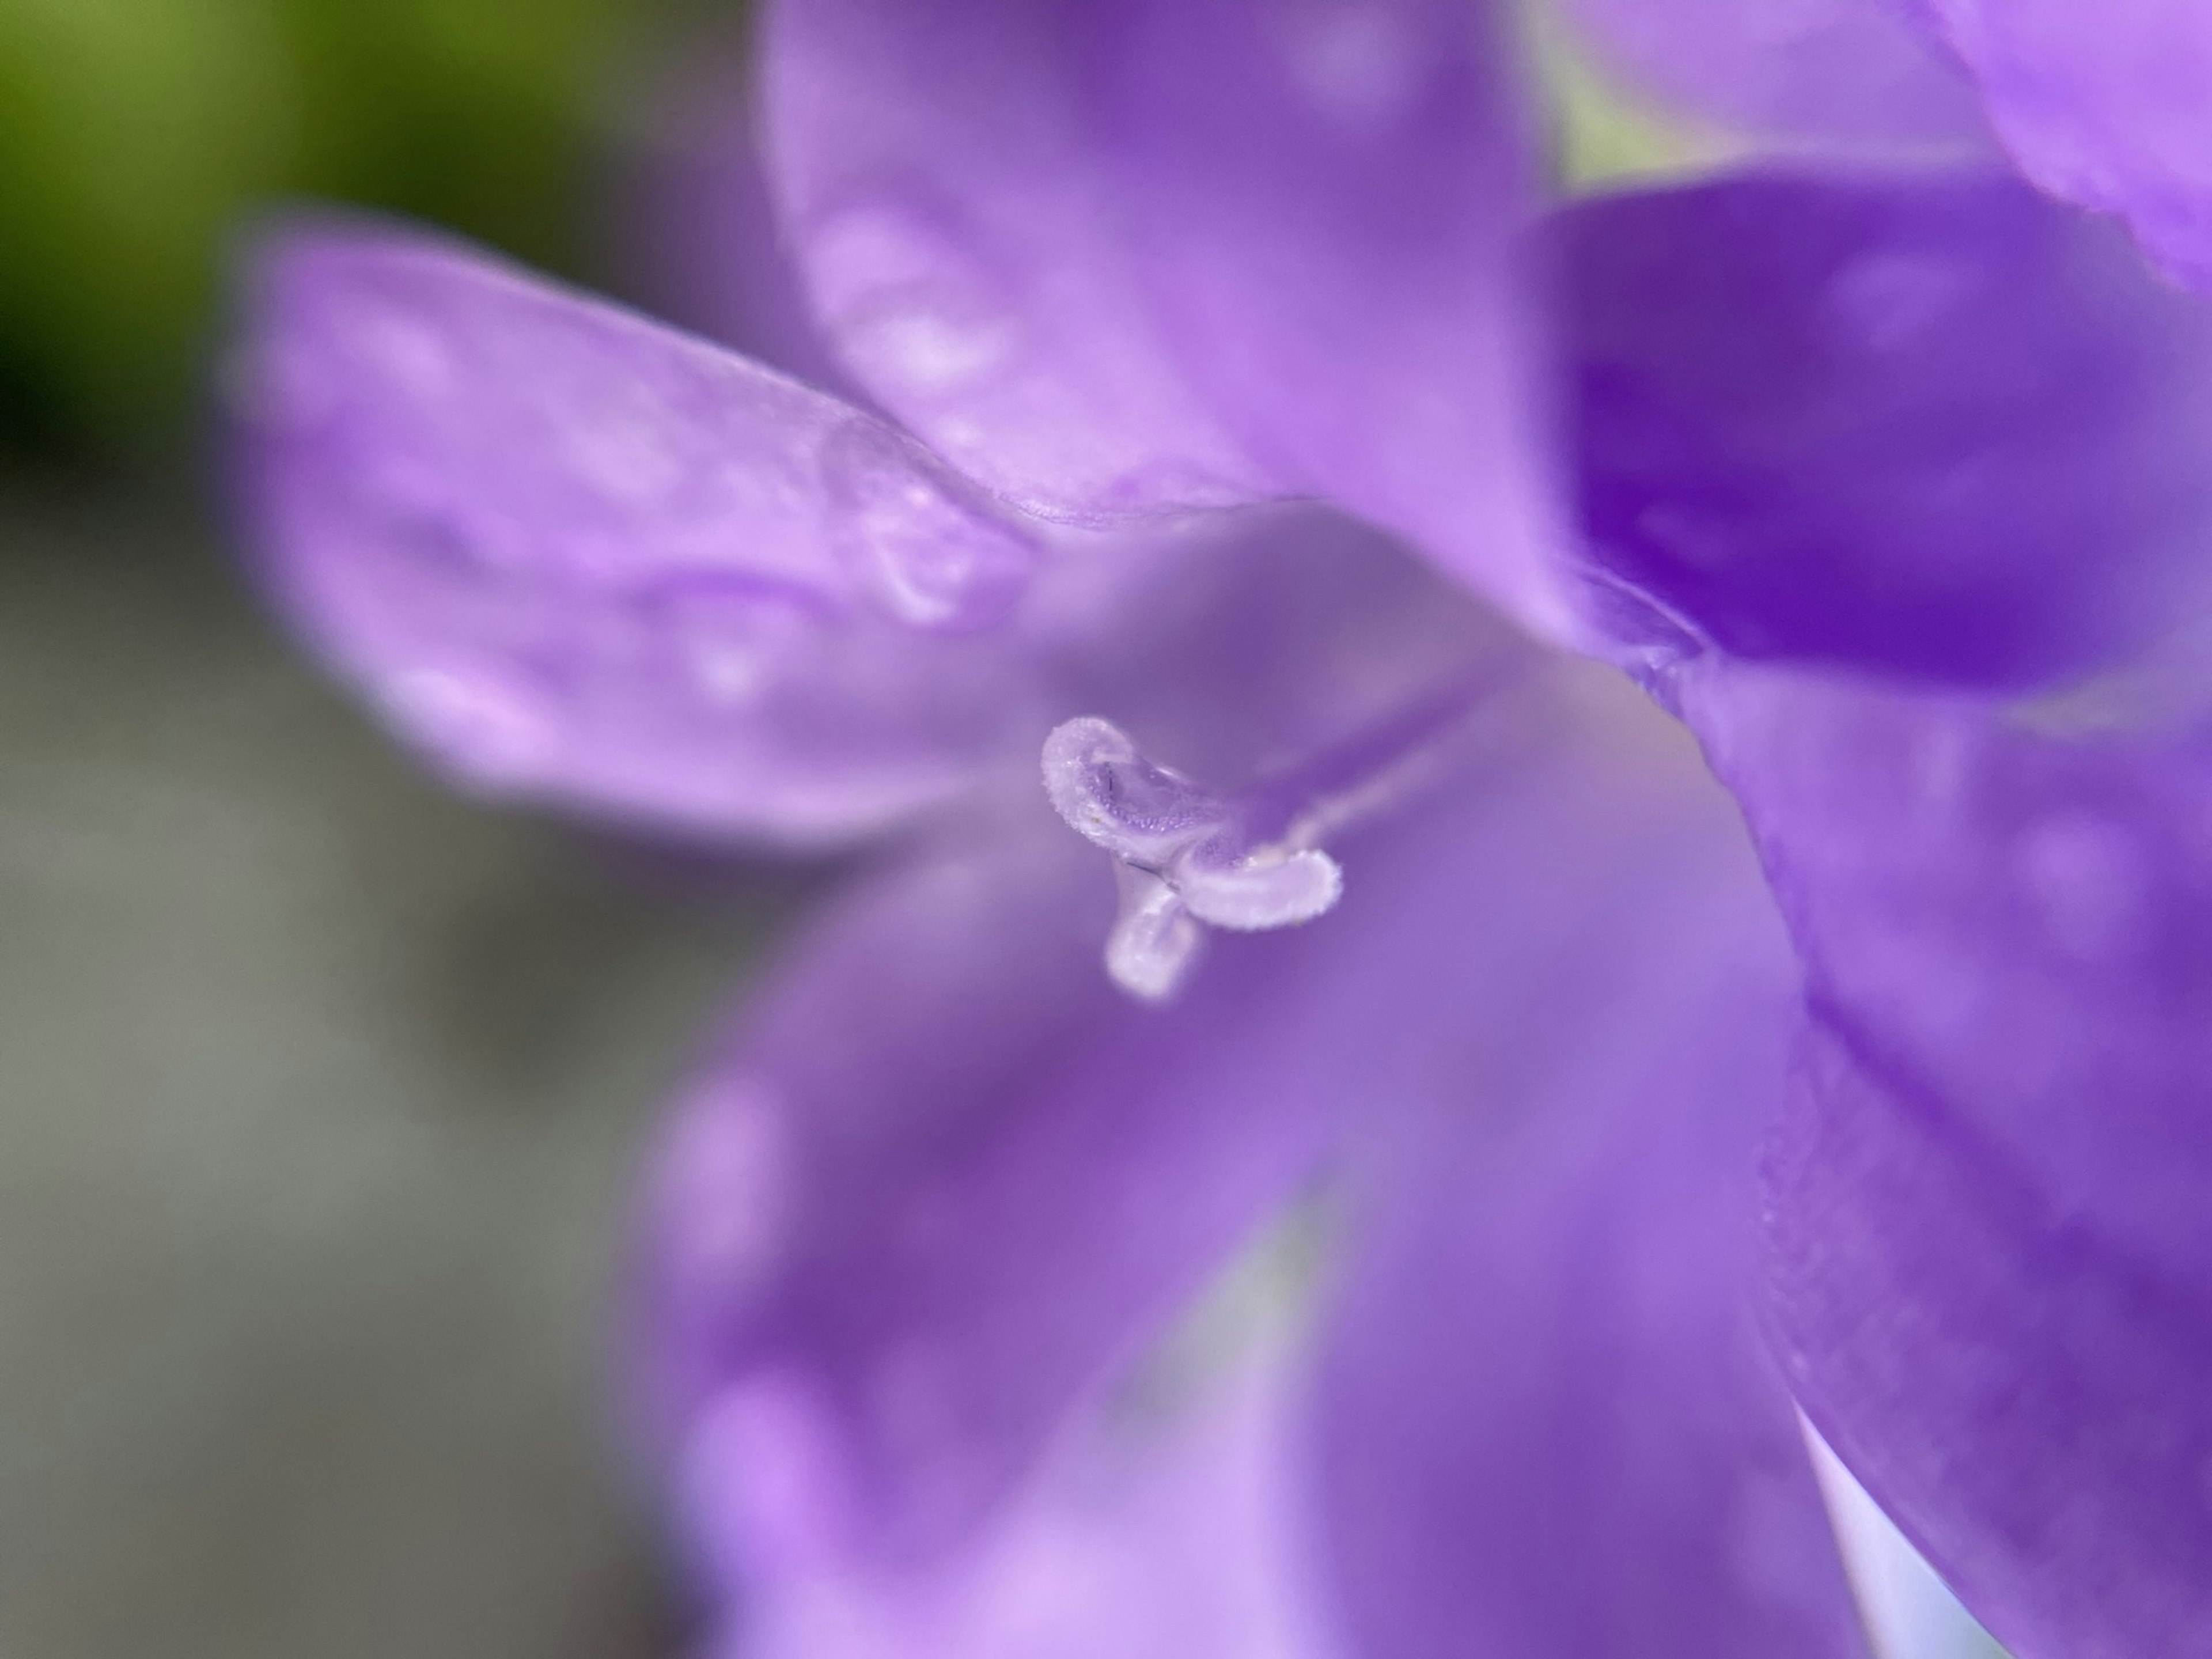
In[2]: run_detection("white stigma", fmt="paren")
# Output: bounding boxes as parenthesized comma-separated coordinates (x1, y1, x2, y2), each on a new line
(1041, 717, 1346, 1001)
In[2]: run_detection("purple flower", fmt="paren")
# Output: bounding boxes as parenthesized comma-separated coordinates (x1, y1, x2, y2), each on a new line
(228, 2, 2212, 1654)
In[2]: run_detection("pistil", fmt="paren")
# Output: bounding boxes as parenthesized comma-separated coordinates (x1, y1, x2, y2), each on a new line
(1041, 677, 1510, 999)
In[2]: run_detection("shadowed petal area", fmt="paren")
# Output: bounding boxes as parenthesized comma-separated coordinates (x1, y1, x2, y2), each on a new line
(1313, 812, 1868, 1659)
(1559, 172, 2212, 688)
(762, 0, 1578, 640)
(1681, 662, 2212, 1655)
(236, 219, 1044, 845)
(1556, 0, 1988, 152)
(1918, 0, 2212, 294)
(1097, 0, 1576, 641)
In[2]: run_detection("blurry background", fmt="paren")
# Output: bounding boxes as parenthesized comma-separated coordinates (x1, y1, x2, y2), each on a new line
(0, 2, 777, 1653)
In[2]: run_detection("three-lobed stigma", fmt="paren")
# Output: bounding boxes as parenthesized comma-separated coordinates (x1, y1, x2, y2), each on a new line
(1041, 717, 1344, 1001)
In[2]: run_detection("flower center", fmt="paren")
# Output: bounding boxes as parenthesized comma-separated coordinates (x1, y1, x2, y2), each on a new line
(1040, 682, 1503, 1000)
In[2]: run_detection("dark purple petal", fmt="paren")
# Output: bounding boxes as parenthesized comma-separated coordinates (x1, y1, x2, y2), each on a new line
(235, 218, 1045, 845)
(1681, 661, 2212, 1654)
(1559, 171, 2212, 688)
(1918, 0, 2212, 294)
(1313, 796, 1867, 1659)
(1558, 0, 1989, 152)
(762, 0, 1580, 638)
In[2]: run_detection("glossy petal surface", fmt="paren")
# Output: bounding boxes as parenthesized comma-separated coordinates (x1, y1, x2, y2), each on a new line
(1560, 172, 2212, 687)
(1314, 779, 1866, 1659)
(1683, 662, 2212, 1656)
(763, 0, 1578, 638)
(1920, 0, 2212, 293)
(1558, 0, 1987, 151)
(237, 219, 1042, 845)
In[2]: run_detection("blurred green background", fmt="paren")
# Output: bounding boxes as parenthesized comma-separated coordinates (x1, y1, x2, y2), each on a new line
(0, 0, 704, 463)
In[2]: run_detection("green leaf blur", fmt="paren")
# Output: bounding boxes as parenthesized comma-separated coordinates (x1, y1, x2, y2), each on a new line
(0, 0, 646, 459)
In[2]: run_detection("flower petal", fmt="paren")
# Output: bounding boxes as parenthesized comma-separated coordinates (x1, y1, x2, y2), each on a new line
(1311, 798, 1868, 1658)
(234, 218, 1045, 845)
(1681, 661, 2212, 1654)
(643, 654, 1858, 1652)
(760, 0, 1279, 522)
(1558, 171, 2212, 688)
(1554, 0, 1989, 153)
(635, 818, 1349, 1581)
(1097, 0, 1576, 638)
(1918, 0, 2212, 293)
(691, 1313, 1340, 1658)
(762, 0, 1578, 639)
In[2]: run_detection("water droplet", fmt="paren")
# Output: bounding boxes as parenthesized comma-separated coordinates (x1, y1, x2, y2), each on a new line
(1276, 3, 1430, 127)
(380, 666, 555, 785)
(1828, 251, 1978, 353)
(656, 1076, 794, 1298)
(2014, 810, 2152, 961)
(662, 585, 820, 707)
(804, 196, 1023, 397)
(819, 421, 1035, 629)
(557, 382, 688, 506)
(683, 1376, 857, 1579)
(347, 302, 454, 400)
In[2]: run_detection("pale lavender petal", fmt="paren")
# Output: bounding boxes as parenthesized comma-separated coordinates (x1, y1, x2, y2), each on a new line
(1313, 786, 1867, 1658)
(1560, 172, 2212, 688)
(634, 817, 1346, 1581)
(1681, 661, 2212, 1654)
(691, 1325, 1340, 1658)
(235, 218, 1043, 845)
(762, 0, 1581, 640)
(1558, 0, 1988, 152)
(1918, 0, 2212, 293)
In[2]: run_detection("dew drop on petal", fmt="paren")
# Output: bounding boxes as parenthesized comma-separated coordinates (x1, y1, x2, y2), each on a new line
(818, 421, 1035, 630)
(683, 1374, 859, 1581)
(655, 1077, 796, 1302)
(804, 196, 1024, 398)
(379, 666, 556, 785)
(1275, 1, 1429, 128)
(346, 302, 456, 400)
(1827, 251, 1979, 354)
(2013, 809, 2152, 962)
